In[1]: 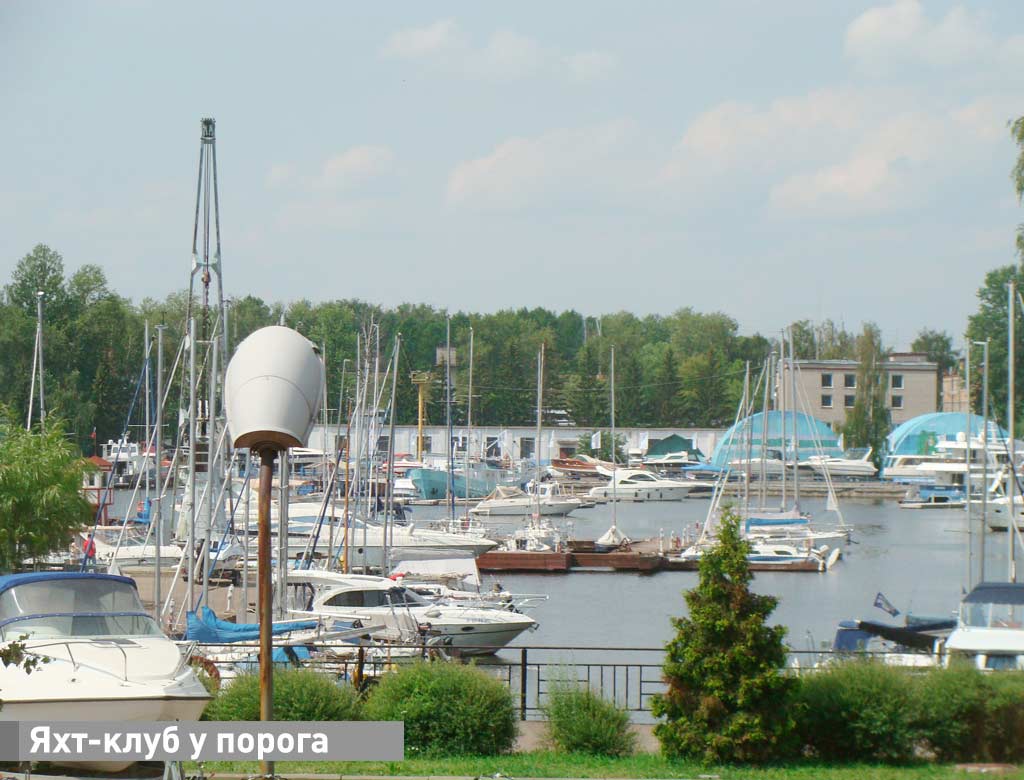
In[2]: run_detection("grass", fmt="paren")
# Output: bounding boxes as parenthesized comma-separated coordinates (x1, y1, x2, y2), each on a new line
(198, 752, 1024, 779)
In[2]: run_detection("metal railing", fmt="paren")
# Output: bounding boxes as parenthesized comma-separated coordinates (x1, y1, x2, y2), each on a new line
(191, 642, 923, 722)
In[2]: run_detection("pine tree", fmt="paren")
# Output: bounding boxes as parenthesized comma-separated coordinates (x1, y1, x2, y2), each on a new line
(652, 506, 796, 764)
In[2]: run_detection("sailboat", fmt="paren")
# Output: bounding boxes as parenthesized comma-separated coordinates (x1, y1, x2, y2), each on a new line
(594, 346, 628, 553)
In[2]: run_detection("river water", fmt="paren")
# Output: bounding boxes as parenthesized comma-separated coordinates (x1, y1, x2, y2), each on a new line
(115, 490, 1010, 652)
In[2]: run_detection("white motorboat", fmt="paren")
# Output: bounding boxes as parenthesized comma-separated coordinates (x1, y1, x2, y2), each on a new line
(240, 502, 498, 566)
(288, 571, 537, 654)
(946, 582, 1024, 670)
(728, 448, 788, 477)
(0, 572, 210, 771)
(800, 447, 877, 479)
(588, 469, 695, 501)
(470, 483, 581, 517)
(83, 526, 185, 567)
(675, 540, 838, 571)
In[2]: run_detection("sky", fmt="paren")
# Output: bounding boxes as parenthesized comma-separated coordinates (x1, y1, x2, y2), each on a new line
(1, 1, 1023, 349)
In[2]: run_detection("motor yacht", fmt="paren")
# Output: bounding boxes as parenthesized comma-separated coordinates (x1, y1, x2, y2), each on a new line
(0, 572, 210, 771)
(470, 483, 581, 517)
(946, 582, 1024, 670)
(288, 571, 537, 655)
(800, 447, 877, 479)
(588, 469, 698, 501)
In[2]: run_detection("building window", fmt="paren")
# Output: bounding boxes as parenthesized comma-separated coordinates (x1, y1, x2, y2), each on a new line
(891, 395, 904, 409)
(485, 436, 500, 456)
(844, 374, 857, 389)
(451, 435, 466, 453)
(417, 435, 432, 454)
(376, 435, 390, 454)
(891, 374, 904, 389)
(821, 373, 833, 389)
(821, 394, 833, 408)
(844, 394, 856, 409)
(520, 437, 535, 460)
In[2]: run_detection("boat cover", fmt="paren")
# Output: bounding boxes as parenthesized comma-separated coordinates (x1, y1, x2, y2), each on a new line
(964, 582, 1024, 605)
(185, 606, 317, 643)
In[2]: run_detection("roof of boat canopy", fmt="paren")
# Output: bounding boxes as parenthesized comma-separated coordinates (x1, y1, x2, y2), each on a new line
(710, 411, 842, 467)
(0, 572, 137, 599)
(886, 413, 1007, 457)
(963, 582, 1024, 605)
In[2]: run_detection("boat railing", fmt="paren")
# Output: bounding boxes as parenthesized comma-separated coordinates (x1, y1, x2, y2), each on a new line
(26, 638, 131, 681)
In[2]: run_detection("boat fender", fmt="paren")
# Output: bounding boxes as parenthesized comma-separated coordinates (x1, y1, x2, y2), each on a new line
(189, 654, 221, 691)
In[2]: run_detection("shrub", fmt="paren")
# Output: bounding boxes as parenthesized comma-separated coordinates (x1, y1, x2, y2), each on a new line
(981, 672, 1024, 763)
(652, 507, 797, 764)
(363, 660, 517, 756)
(795, 661, 916, 763)
(543, 679, 635, 756)
(203, 668, 362, 721)
(913, 665, 990, 761)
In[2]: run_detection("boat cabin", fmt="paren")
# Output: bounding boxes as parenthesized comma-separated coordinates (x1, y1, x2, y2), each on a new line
(946, 582, 1024, 670)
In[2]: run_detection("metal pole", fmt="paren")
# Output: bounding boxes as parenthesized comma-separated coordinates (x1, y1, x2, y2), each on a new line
(154, 326, 165, 616)
(445, 317, 454, 522)
(384, 336, 401, 572)
(789, 327, 799, 510)
(36, 291, 46, 432)
(610, 345, 617, 528)
(966, 341, 973, 588)
(188, 318, 197, 611)
(343, 397, 352, 573)
(466, 327, 474, 506)
(779, 331, 787, 509)
(257, 448, 276, 778)
(277, 451, 289, 617)
(204, 338, 218, 602)
(144, 321, 151, 505)
(1010, 281, 1017, 582)
(982, 339, 990, 583)
(242, 454, 250, 622)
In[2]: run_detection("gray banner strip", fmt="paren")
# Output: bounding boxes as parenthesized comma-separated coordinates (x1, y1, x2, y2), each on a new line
(14, 721, 403, 762)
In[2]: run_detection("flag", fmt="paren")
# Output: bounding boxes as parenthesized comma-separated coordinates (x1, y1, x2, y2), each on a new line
(873, 592, 900, 617)
(90, 427, 97, 440)
(590, 431, 601, 450)
(639, 431, 649, 451)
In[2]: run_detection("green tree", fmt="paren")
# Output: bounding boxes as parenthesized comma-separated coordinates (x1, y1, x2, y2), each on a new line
(0, 410, 95, 570)
(1011, 115, 1024, 257)
(576, 431, 625, 463)
(966, 265, 1024, 425)
(6, 244, 68, 315)
(677, 350, 741, 427)
(652, 506, 796, 764)
(912, 328, 959, 408)
(841, 323, 891, 466)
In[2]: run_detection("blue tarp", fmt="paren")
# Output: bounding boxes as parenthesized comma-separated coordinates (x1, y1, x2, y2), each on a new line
(185, 605, 318, 643)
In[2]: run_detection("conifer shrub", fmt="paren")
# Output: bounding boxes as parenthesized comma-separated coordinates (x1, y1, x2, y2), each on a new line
(794, 661, 916, 763)
(363, 660, 517, 756)
(542, 678, 636, 756)
(202, 668, 362, 721)
(651, 506, 797, 764)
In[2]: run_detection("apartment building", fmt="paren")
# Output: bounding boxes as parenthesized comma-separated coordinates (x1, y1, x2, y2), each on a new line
(788, 353, 938, 426)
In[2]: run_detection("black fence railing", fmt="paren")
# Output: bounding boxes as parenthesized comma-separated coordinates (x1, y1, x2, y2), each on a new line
(189, 643, 928, 723)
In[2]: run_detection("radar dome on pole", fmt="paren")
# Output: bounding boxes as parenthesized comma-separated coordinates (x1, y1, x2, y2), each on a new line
(225, 326, 325, 451)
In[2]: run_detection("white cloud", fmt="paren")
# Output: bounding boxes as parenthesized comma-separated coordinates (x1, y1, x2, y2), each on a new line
(845, 1, 993, 71)
(447, 120, 644, 210)
(266, 163, 295, 188)
(318, 146, 395, 190)
(381, 19, 458, 59)
(564, 51, 618, 83)
(380, 20, 616, 84)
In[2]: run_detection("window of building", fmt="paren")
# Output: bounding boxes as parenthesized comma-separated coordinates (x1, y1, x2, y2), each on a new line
(520, 437, 535, 460)
(451, 435, 466, 453)
(376, 435, 390, 454)
(417, 435, 432, 454)
(485, 436, 500, 457)
(844, 374, 857, 389)
(891, 374, 904, 390)
(844, 394, 856, 409)
(821, 394, 833, 408)
(891, 395, 904, 409)
(821, 373, 833, 389)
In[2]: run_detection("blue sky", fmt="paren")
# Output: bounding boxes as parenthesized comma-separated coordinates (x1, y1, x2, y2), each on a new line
(2, 1, 1023, 348)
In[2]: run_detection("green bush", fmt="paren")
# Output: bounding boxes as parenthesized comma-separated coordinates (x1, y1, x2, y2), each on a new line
(794, 661, 916, 763)
(543, 680, 635, 757)
(363, 660, 517, 756)
(913, 665, 990, 761)
(981, 673, 1024, 762)
(202, 668, 362, 721)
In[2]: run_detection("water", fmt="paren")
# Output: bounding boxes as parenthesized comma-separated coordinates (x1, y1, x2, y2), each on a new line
(409, 497, 1006, 652)
(115, 489, 1012, 653)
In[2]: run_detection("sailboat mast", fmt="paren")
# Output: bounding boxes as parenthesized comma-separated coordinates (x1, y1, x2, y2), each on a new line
(384, 335, 401, 573)
(610, 345, 617, 528)
(446, 317, 454, 522)
(966, 341, 973, 588)
(982, 338, 990, 583)
(789, 326, 800, 510)
(742, 362, 751, 519)
(466, 326, 474, 504)
(759, 354, 771, 507)
(779, 329, 787, 510)
(1009, 280, 1017, 582)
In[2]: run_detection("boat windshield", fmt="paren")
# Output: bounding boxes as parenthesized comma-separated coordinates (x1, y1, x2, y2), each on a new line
(962, 601, 1024, 629)
(0, 579, 161, 639)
